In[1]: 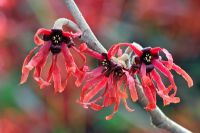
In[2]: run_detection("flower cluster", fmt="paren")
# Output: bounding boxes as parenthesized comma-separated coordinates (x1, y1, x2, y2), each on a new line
(78, 43, 138, 120)
(78, 42, 193, 119)
(20, 27, 87, 93)
(21, 21, 193, 120)
(131, 45, 193, 110)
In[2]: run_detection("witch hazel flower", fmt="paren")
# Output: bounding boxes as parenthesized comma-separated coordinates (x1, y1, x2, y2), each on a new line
(20, 18, 87, 93)
(130, 42, 193, 111)
(79, 43, 140, 120)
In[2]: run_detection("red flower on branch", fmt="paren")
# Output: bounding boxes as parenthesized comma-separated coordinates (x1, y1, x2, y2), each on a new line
(79, 43, 139, 120)
(130, 43, 193, 111)
(20, 28, 87, 92)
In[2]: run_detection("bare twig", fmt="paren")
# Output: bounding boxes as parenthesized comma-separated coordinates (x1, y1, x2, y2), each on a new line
(53, 18, 80, 31)
(63, 0, 192, 133)
(64, 0, 107, 54)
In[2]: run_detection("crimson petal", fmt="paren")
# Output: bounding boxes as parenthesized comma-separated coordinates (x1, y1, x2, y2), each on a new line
(150, 47, 162, 55)
(141, 76, 156, 111)
(107, 43, 143, 59)
(25, 43, 51, 71)
(162, 61, 193, 88)
(71, 46, 87, 67)
(105, 82, 120, 120)
(33, 49, 50, 89)
(80, 74, 104, 102)
(172, 63, 193, 88)
(151, 69, 167, 94)
(124, 71, 138, 102)
(20, 47, 38, 84)
(61, 44, 76, 73)
(34, 28, 51, 46)
(79, 43, 103, 60)
(52, 56, 64, 93)
(83, 77, 108, 103)
(47, 56, 56, 83)
(162, 48, 173, 69)
(90, 103, 103, 111)
(153, 60, 177, 97)
(62, 30, 82, 38)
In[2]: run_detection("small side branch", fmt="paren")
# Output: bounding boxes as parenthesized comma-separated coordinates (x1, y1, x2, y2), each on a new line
(53, 18, 81, 30)
(63, 0, 192, 133)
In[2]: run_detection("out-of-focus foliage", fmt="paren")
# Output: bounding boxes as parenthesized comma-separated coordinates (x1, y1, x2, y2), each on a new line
(0, 0, 199, 133)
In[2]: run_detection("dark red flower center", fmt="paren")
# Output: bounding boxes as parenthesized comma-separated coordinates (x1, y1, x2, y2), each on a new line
(51, 34, 62, 44)
(43, 29, 72, 54)
(141, 47, 153, 65)
(133, 47, 159, 73)
(101, 53, 124, 78)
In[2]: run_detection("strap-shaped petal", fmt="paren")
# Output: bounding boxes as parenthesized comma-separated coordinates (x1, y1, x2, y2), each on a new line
(162, 48, 173, 69)
(62, 30, 82, 38)
(47, 56, 56, 83)
(150, 47, 162, 55)
(103, 75, 115, 107)
(150, 70, 178, 105)
(33, 48, 50, 89)
(61, 44, 76, 72)
(141, 76, 156, 111)
(25, 43, 51, 71)
(124, 71, 138, 102)
(79, 43, 103, 60)
(34, 28, 51, 46)
(20, 47, 38, 84)
(83, 77, 108, 103)
(162, 61, 193, 88)
(90, 103, 103, 111)
(151, 69, 167, 93)
(153, 60, 177, 97)
(52, 56, 64, 93)
(107, 43, 143, 60)
(105, 82, 120, 120)
(150, 47, 173, 69)
(71, 46, 87, 66)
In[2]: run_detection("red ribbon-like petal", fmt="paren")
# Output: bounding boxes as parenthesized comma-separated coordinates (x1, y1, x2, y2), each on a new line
(34, 28, 51, 46)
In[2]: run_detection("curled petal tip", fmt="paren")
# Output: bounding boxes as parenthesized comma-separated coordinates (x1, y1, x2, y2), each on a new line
(126, 107, 134, 112)
(90, 103, 102, 111)
(19, 80, 25, 85)
(105, 115, 113, 121)
(58, 89, 64, 93)
(163, 96, 180, 106)
(39, 82, 51, 89)
(34, 28, 51, 46)
(69, 67, 76, 73)
(25, 64, 34, 70)
(172, 97, 180, 103)
(163, 100, 170, 106)
(82, 65, 89, 71)
(145, 103, 156, 111)
(55, 85, 65, 93)
(79, 43, 88, 52)
(129, 109, 135, 112)
(188, 81, 193, 88)
(83, 104, 89, 109)
(54, 88, 64, 93)
(69, 30, 82, 38)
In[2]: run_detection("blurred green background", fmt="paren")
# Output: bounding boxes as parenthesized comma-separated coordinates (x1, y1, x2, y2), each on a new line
(0, 0, 199, 133)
